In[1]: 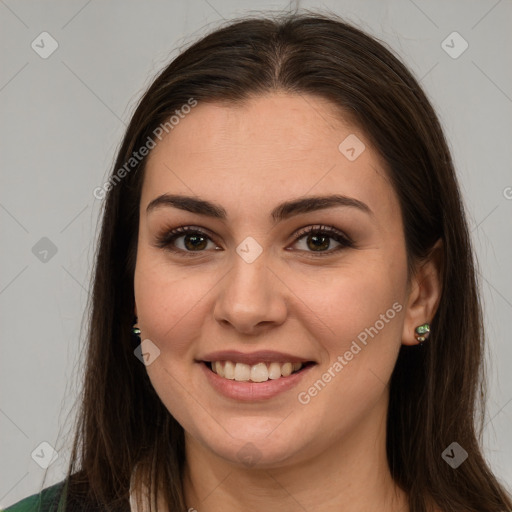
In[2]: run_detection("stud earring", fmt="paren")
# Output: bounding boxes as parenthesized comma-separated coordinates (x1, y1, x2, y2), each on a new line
(132, 317, 141, 342)
(415, 323, 430, 343)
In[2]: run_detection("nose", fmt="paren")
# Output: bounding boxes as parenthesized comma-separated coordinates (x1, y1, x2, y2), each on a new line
(213, 252, 287, 336)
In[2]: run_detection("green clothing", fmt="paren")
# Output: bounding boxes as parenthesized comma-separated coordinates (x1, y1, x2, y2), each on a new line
(2, 481, 67, 512)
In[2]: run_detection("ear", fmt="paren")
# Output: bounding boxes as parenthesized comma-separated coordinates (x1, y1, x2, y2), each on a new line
(402, 238, 443, 346)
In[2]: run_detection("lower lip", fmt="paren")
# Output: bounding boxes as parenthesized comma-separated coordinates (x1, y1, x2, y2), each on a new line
(199, 362, 315, 401)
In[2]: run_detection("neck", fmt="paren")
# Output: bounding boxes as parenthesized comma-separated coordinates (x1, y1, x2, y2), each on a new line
(182, 398, 408, 512)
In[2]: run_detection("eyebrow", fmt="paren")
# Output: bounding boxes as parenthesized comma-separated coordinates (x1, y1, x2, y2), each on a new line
(146, 193, 373, 222)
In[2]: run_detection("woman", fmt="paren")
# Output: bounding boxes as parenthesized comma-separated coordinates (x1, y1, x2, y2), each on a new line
(4, 11, 511, 512)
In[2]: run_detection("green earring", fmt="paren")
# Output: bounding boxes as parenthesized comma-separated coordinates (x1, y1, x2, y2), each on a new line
(415, 323, 430, 343)
(132, 317, 141, 341)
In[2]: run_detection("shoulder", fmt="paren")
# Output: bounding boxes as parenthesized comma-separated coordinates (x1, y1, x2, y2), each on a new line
(1, 480, 66, 512)
(3, 473, 132, 512)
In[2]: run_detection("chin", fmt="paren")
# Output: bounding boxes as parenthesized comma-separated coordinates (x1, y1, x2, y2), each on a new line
(212, 438, 304, 470)
(189, 417, 314, 470)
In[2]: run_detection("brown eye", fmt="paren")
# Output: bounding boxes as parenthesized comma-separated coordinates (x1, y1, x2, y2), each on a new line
(291, 225, 354, 255)
(155, 226, 219, 255)
(155, 224, 354, 258)
(181, 233, 208, 251)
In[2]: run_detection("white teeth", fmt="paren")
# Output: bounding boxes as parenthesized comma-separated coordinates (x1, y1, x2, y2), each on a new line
(250, 363, 269, 383)
(280, 362, 292, 377)
(210, 360, 304, 382)
(234, 362, 251, 381)
(215, 361, 225, 378)
(268, 362, 282, 380)
(223, 360, 235, 380)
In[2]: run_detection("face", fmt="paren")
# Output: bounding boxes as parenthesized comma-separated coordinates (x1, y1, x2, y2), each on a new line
(133, 93, 411, 469)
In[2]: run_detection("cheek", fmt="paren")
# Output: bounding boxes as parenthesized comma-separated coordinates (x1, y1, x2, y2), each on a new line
(294, 264, 405, 355)
(293, 267, 407, 410)
(292, 270, 406, 427)
(133, 251, 228, 441)
(133, 250, 209, 356)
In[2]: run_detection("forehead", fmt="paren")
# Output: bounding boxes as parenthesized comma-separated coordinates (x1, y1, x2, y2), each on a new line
(142, 93, 399, 224)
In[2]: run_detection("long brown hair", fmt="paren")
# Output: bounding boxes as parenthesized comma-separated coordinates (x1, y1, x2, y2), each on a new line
(50, 11, 511, 512)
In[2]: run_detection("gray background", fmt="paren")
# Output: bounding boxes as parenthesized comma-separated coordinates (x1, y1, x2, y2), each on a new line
(1, 0, 511, 507)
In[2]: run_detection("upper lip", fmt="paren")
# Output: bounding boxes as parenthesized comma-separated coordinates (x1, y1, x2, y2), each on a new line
(198, 350, 315, 366)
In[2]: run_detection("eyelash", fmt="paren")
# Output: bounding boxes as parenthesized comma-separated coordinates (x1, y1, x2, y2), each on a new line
(154, 224, 355, 258)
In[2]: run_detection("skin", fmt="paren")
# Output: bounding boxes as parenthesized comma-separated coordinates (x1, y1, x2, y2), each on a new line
(133, 93, 443, 512)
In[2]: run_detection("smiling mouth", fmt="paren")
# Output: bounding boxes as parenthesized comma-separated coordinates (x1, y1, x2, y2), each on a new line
(204, 360, 315, 383)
